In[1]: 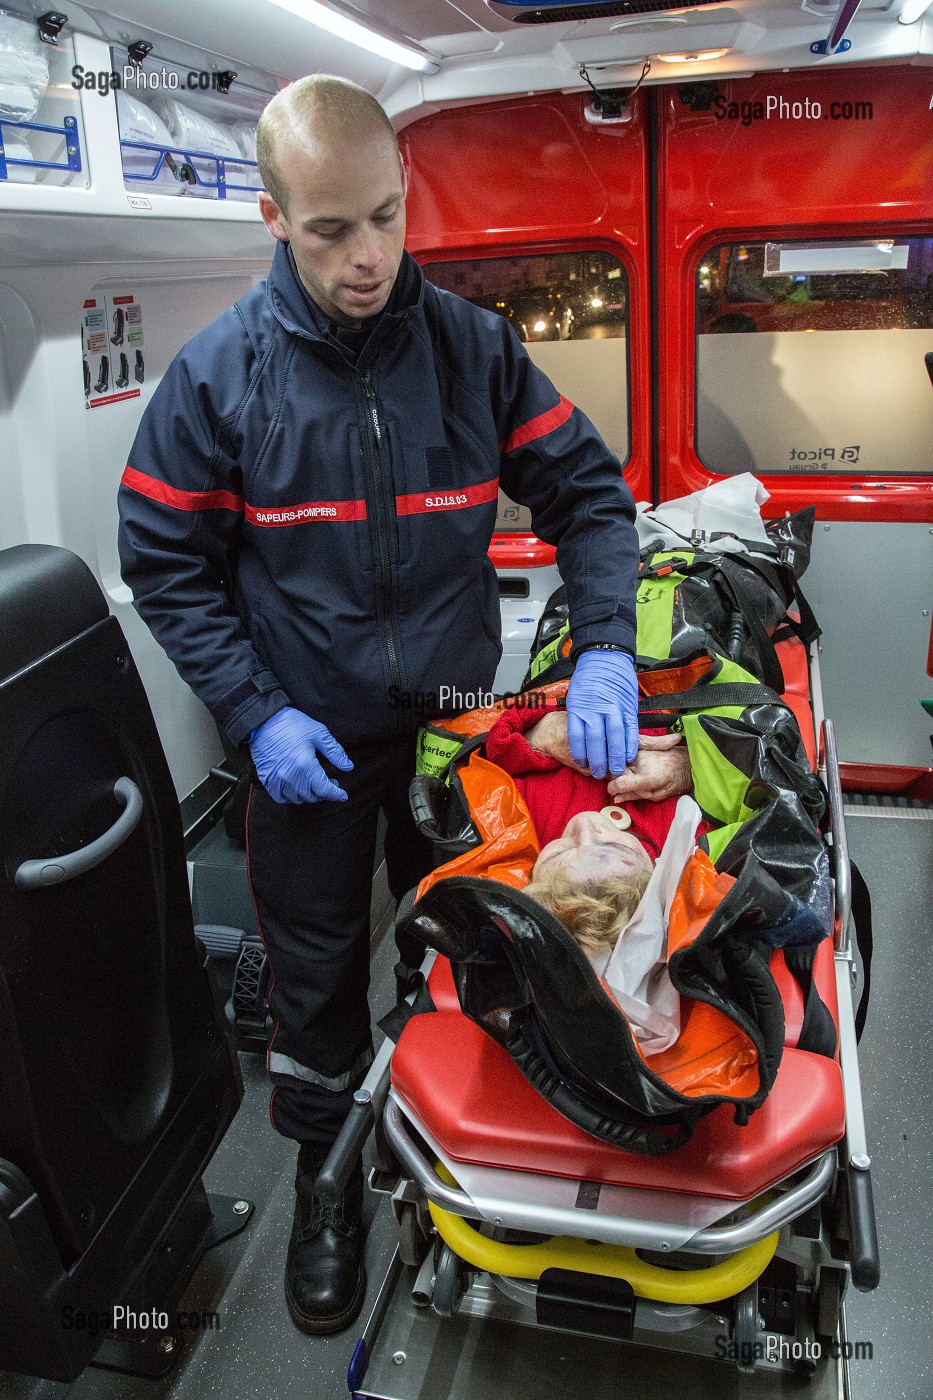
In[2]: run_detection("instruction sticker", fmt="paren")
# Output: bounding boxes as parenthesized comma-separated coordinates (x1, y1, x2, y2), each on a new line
(82, 294, 145, 408)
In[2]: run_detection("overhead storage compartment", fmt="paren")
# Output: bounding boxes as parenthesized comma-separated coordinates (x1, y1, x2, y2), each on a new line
(0, 7, 87, 188)
(112, 51, 271, 203)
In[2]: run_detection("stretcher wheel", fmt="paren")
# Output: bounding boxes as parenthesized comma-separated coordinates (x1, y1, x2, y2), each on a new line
(432, 1241, 469, 1316)
(394, 1198, 433, 1267)
(732, 1280, 761, 1374)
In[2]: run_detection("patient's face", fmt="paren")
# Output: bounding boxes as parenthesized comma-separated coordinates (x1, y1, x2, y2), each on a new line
(532, 810, 654, 885)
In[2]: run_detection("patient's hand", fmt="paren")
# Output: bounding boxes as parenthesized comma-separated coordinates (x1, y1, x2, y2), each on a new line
(606, 734, 691, 802)
(524, 710, 591, 772)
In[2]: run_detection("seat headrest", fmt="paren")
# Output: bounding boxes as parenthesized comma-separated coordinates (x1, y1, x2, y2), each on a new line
(0, 545, 109, 683)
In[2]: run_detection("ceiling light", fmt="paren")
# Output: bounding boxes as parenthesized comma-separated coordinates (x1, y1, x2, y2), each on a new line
(898, 0, 933, 21)
(655, 48, 731, 62)
(266, 0, 439, 73)
(610, 15, 688, 27)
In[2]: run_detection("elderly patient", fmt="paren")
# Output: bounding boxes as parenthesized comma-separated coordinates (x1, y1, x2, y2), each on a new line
(484, 702, 698, 963)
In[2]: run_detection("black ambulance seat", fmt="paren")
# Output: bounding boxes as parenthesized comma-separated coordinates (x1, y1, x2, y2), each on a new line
(0, 545, 243, 1382)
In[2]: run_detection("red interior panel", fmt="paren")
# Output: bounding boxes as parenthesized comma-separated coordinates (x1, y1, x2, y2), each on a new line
(658, 66, 933, 522)
(400, 94, 651, 505)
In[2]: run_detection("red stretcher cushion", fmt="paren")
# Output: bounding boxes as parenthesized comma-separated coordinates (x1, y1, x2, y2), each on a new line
(775, 634, 809, 699)
(392, 1008, 844, 1202)
(427, 954, 460, 1012)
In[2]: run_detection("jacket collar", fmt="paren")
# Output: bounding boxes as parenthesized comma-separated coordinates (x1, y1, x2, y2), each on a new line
(265, 238, 425, 353)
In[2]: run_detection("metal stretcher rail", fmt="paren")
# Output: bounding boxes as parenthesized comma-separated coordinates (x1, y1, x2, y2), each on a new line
(821, 717, 851, 953)
(383, 1095, 837, 1255)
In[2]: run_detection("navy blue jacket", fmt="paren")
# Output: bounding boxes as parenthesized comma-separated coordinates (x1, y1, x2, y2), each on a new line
(118, 241, 639, 748)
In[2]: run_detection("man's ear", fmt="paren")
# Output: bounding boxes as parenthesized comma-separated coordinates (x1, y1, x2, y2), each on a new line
(258, 191, 288, 242)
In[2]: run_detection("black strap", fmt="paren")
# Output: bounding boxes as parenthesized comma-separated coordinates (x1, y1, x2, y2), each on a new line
(850, 861, 873, 1043)
(782, 941, 837, 1058)
(714, 556, 787, 693)
(639, 680, 783, 714)
(376, 975, 438, 1044)
(791, 581, 822, 648)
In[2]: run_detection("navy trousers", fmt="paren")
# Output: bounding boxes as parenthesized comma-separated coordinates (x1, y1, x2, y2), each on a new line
(246, 734, 434, 1144)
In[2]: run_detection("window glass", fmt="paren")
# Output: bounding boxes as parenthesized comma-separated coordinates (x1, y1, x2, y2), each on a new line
(423, 251, 630, 529)
(696, 237, 933, 475)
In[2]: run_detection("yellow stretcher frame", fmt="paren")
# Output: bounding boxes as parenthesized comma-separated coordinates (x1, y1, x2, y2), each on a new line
(429, 1165, 778, 1306)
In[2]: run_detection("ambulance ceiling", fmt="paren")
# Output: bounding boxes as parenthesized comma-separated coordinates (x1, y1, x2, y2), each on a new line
(68, 0, 932, 114)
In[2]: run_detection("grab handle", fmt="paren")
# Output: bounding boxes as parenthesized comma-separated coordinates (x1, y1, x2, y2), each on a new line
(14, 778, 143, 890)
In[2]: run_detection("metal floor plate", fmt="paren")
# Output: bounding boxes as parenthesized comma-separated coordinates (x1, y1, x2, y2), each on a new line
(356, 1256, 844, 1400)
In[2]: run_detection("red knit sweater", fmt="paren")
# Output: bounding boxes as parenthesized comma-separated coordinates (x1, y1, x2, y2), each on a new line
(484, 703, 680, 860)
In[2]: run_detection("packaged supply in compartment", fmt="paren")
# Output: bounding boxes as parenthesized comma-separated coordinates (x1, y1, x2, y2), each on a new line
(117, 91, 185, 195)
(1, 122, 36, 180)
(150, 96, 245, 198)
(0, 9, 49, 122)
(231, 118, 263, 193)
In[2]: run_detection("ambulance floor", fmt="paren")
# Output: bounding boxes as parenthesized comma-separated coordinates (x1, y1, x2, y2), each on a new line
(0, 804, 929, 1400)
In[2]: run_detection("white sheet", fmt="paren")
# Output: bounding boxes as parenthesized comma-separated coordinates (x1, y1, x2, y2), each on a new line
(589, 795, 702, 1055)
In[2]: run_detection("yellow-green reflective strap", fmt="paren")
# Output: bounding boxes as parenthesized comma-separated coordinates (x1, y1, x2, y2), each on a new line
(415, 727, 465, 779)
(529, 621, 569, 680)
(636, 551, 695, 661)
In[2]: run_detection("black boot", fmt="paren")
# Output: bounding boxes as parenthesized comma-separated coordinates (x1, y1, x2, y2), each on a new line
(285, 1144, 366, 1335)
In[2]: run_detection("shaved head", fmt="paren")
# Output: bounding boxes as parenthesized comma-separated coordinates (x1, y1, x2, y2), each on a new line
(255, 74, 407, 326)
(257, 74, 399, 215)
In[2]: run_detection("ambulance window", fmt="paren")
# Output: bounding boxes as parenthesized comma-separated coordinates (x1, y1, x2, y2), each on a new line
(423, 251, 630, 530)
(695, 237, 933, 476)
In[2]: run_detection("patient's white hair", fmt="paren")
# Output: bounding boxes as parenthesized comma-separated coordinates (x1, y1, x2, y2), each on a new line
(524, 869, 651, 959)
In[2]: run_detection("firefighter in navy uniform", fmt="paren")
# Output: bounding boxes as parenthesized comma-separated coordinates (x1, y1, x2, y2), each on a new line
(117, 76, 641, 1336)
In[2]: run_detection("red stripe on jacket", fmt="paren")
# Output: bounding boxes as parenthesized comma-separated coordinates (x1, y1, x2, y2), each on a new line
(121, 465, 243, 514)
(500, 395, 574, 456)
(395, 477, 499, 517)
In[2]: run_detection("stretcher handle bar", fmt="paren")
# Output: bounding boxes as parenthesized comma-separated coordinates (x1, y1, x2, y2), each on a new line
(383, 1096, 836, 1255)
(314, 949, 436, 1208)
(675, 1151, 835, 1252)
(821, 718, 851, 952)
(833, 958, 880, 1291)
(845, 1158, 880, 1291)
(314, 1034, 396, 1209)
(13, 778, 142, 890)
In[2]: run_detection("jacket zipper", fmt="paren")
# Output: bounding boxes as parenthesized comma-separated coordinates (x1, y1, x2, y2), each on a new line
(359, 369, 404, 725)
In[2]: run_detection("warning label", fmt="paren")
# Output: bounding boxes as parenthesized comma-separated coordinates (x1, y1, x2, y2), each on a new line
(82, 293, 145, 408)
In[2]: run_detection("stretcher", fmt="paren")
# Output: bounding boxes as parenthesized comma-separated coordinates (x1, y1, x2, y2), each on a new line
(320, 541, 879, 1397)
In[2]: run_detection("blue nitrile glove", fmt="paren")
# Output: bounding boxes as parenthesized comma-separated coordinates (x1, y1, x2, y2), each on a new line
(566, 649, 640, 780)
(249, 707, 353, 804)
